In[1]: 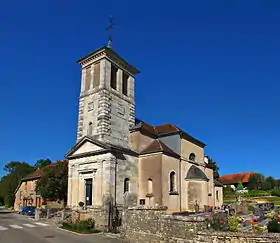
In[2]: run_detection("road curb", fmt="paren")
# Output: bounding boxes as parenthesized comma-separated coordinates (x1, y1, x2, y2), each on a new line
(56, 227, 104, 236)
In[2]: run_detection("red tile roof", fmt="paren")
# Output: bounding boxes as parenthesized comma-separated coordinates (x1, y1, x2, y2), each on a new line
(219, 172, 255, 185)
(21, 160, 68, 181)
(140, 140, 180, 158)
(133, 121, 205, 148)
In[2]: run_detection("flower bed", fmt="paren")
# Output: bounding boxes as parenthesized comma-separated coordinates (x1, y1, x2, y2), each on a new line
(60, 218, 102, 234)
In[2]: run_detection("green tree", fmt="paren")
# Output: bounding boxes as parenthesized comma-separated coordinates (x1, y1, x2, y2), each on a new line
(0, 161, 35, 207)
(34, 158, 52, 168)
(263, 176, 277, 190)
(36, 161, 68, 203)
(247, 173, 265, 190)
(207, 157, 220, 179)
(237, 182, 244, 190)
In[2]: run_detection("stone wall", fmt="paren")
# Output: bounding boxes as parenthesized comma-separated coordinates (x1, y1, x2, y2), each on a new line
(121, 206, 280, 243)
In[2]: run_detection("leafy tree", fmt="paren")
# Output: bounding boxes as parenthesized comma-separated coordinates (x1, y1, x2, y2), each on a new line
(207, 157, 220, 179)
(237, 182, 244, 190)
(36, 161, 68, 203)
(34, 158, 52, 168)
(0, 161, 35, 207)
(247, 173, 265, 190)
(264, 176, 277, 190)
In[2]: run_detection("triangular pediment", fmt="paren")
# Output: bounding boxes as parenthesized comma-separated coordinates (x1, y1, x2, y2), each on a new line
(65, 136, 109, 158)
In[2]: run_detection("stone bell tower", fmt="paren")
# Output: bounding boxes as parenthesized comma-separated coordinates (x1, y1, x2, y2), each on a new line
(76, 45, 140, 148)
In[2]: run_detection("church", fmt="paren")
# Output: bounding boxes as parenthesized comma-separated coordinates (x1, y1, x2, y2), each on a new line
(65, 40, 223, 212)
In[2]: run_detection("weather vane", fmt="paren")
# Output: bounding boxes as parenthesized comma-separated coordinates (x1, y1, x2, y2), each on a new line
(106, 15, 115, 48)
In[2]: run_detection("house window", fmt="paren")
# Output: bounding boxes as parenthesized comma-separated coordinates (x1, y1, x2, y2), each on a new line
(216, 190, 219, 201)
(88, 122, 93, 136)
(124, 178, 130, 193)
(122, 72, 129, 96)
(110, 64, 118, 90)
(140, 199, 145, 205)
(170, 171, 176, 192)
(189, 153, 196, 161)
(148, 178, 153, 194)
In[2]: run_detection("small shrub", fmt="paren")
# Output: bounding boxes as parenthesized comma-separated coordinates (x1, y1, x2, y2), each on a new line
(61, 218, 99, 234)
(268, 220, 280, 233)
(237, 182, 244, 190)
(207, 213, 229, 231)
(228, 216, 239, 232)
(271, 189, 280, 197)
(78, 201, 84, 207)
(248, 204, 255, 212)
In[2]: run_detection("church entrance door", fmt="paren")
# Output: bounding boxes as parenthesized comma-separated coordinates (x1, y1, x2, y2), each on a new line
(85, 178, 93, 206)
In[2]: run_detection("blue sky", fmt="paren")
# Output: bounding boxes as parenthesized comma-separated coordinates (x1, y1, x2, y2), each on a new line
(0, 1, 280, 177)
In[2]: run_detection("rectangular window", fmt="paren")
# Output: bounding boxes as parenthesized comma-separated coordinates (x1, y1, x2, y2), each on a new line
(122, 72, 129, 96)
(93, 62, 100, 88)
(85, 67, 91, 91)
(110, 64, 118, 90)
(140, 199, 145, 205)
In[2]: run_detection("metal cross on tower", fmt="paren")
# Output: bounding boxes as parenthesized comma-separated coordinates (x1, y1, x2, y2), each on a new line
(106, 16, 115, 48)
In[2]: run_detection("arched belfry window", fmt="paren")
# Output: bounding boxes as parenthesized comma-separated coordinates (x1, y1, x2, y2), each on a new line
(88, 122, 93, 136)
(148, 178, 153, 194)
(170, 172, 176, 192)
(189, 153, 196, 161)
(124, 178, 130, 193)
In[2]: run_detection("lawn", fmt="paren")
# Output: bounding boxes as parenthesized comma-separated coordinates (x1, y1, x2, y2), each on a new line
(224, 196, 280, 206)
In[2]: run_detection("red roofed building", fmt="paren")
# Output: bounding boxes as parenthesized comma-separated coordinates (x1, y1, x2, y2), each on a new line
(219, 172, 255, 188)
(14, 160, 67, 211)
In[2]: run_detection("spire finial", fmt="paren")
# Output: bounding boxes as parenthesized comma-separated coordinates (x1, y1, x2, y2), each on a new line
(106, 15, 115, 48)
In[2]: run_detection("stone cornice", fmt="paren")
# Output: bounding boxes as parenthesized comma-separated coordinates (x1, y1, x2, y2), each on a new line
(80, 87, 134, 105)
(77, 46, 140, 76)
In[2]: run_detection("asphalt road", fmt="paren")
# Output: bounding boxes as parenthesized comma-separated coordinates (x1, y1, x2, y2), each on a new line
(0, 208, 123, 243)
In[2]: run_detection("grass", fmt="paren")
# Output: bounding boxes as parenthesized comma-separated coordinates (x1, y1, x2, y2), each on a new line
(224, 196, 280, 206)
(60, 223, 102, 234)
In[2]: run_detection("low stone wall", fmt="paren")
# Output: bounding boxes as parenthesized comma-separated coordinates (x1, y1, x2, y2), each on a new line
(121, 206, 280, 243)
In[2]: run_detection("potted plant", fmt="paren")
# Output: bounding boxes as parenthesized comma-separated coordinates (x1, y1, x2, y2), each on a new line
(78, 201, 84, 209)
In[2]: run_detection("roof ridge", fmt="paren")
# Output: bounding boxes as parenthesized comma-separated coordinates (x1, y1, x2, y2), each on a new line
(157, 139, 163, 150)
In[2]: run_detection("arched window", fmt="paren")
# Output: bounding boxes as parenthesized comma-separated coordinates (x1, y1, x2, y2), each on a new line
(170, 172, 176, 192)
(148, 178, 153, 194)
(216, 190, 219, 200)
(189, 153, 196, 161)
(88, 122, 93, 136)
(124, 178, 130, 193)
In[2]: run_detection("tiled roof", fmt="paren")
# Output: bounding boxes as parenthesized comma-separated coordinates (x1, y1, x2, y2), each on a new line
(140, 140, 180, 158)
(21, 160, 68, 181)
(214, 179, 224, 187)
(219, 172, 255, 185)
(131, 120, 205, 148)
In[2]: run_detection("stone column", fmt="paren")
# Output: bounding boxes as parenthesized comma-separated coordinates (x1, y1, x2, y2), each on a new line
(100, 59, 106, 89)
(100, 59, 111, 89)
(80, 69, 86, 93)
(67, 165, 72, 207)
(128, 76, 135, 99)
(117, 69, 123, 93)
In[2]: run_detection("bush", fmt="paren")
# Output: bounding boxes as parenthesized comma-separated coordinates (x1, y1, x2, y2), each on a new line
(271, 189, 280, 197)
(4, 194, 14, 208)
(62, 218, 99, 234)
(207, 213, 229, 231)
(78, 201, 84, 207)
(268, 220, 280, 233)
(228, 216, 239, 232)
(248, 204, 255, 212)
